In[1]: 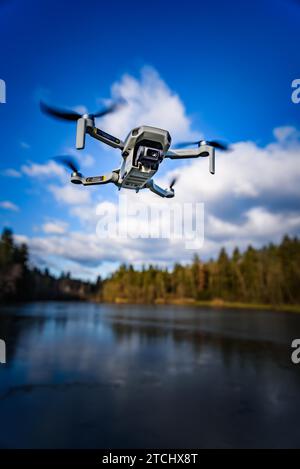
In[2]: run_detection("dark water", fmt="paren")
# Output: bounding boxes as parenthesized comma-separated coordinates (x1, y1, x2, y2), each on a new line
(0, 302, 300, 448)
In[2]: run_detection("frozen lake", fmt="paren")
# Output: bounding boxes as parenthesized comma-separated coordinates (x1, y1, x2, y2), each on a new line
(0, 302, 299, 448)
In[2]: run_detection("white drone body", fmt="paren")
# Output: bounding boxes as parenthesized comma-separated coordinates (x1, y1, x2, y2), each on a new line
(41, 101, 227, 198)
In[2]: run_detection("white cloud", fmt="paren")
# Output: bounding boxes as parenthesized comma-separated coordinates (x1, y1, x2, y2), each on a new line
(48, 183, 91, 205)
(70, 204, 98, 223)
(79, 153, 95, 168)
(22, 160, 65, 181)
(42, 220, 69, 235)
(18, 231, 197, 270)
(65, 148, 95, 168)
(273, 126, 299, 142)
(0, 200, 19, 211)
(3, 168, 21, 178)
(99, 66, 199, 143)
(167, 132, 300, 205)
(207, 207, 300, 242)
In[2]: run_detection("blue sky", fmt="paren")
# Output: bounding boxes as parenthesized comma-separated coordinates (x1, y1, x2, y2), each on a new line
(1, 0, 300, 279)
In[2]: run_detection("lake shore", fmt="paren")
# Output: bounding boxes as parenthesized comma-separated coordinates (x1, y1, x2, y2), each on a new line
(2, 297, 300, 314)
(99, 297, 300, 313)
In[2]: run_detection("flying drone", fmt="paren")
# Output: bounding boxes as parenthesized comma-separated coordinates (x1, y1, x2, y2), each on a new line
(41, 100, 229, 198)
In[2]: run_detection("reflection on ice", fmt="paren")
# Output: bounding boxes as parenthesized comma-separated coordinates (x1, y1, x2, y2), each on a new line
(0, 302, 299, 448)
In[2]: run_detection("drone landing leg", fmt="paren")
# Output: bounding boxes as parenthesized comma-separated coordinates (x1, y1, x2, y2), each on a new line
(145, 179, 174, 198)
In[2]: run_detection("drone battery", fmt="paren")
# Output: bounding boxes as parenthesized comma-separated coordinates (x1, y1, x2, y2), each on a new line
(122, 166, 154, 189)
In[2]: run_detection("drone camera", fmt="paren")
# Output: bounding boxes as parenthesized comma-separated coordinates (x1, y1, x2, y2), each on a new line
(136, 146, 163, 170)
(146, 148, 161, 160)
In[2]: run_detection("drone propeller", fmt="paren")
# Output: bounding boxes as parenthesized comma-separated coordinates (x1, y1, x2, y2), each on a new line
(41, 99, 126, 150)
(175, 139, 229, 151)
(40, 100, 124, 122)
(53, 155, 80, 174)
(170, 176, 178, 190)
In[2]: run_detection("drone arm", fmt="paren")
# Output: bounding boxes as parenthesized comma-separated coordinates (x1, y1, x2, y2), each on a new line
(71, 171, 119, 186)
(87, 125, 124, 150)
(165, 145, 215, 174)
(145, 179, 174, 198)
(165, 146, 211, 159)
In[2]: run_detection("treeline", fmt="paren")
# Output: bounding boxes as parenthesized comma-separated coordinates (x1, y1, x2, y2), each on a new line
(99, 236, 300, 306)
(1, 228, 300, 306)
(0, 228, 96, 302)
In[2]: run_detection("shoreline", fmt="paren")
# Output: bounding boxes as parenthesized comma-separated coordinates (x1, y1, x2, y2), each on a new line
(93, 297, 300, 313)
(2, 298, 300, 314)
